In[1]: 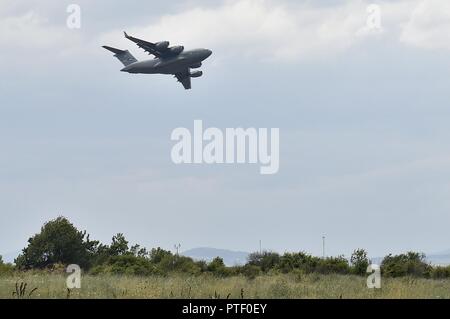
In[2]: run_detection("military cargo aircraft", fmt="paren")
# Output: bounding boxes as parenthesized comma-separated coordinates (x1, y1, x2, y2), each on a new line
(103, 32, 212, 90)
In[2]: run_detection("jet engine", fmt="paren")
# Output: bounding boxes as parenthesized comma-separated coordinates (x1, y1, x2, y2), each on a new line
(155, 41, 170, 51)
(190, 62, 202, 69)
(168, 46, 185, 55)
(190, 71, 203, 78)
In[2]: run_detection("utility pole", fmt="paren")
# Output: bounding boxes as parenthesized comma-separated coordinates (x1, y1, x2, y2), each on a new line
(322, 236, 326, 258)
(174, 243, 181, 256)
(259, 240, 262, 255)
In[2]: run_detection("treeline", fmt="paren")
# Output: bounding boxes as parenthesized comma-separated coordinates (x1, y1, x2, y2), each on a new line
(1, 217, 449, 279)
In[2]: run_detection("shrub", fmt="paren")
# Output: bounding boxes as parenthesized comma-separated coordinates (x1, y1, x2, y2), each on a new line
(430, 265, 450, 279)
(278, 252, 320, 274)
(195, 260, 208, 272)
(350, 249, 370, 276)
(97, 255, 157, 276)
(247, 251, 281, 272)
(207, 257, 231, 276)
(157, 254, 202, 275)
(316, 256, 350, 275)
(240, 264, 261, 280)
(381, 252, 432, 278)
(262, 251, 348, 275)
(10, 217, 450, 280)
(0, 256, 14, 276)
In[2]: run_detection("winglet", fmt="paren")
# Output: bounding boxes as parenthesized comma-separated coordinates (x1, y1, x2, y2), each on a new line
(124, 31, 130, 38)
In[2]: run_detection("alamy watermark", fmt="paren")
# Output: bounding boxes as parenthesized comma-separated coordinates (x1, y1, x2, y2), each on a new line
(366, 4, 382, 31)
(66, 264, 82, 289)
(171, 120, 280, 175)
(66, 4, 81, 29)
(367, 264, 381, 289)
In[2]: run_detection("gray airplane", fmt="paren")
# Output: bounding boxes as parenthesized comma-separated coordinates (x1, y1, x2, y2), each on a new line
(103, 32, 212, 90)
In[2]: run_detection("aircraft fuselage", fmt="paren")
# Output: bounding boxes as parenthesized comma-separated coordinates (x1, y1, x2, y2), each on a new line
(121, 48, 212, 75)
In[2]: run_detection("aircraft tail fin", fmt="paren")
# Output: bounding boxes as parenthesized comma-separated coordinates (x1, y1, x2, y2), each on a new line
(102, 46, 138, 66)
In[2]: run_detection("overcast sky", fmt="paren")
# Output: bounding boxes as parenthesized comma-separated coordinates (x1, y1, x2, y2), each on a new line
(1, 0, 450, 259)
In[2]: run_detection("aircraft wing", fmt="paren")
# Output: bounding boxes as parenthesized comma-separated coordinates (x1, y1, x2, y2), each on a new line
(124, 32, 164, 58)
(175, 69, 192, 90)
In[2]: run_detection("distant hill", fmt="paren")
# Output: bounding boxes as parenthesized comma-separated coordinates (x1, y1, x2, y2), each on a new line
(182, 247, 250, 266)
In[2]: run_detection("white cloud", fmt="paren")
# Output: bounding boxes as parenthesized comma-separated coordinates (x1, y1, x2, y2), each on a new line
(0, 12, 66, 50)
(101, 0, 374, 62)
(0, 10, 93, 68)
(2, 0, 450, 65)
(400, 0, 450, 50)
(101, 0, 450, 62)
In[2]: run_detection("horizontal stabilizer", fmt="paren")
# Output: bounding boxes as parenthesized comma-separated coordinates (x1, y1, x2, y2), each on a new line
(103, 46, 125, 55)
(102, 46, 138, 66)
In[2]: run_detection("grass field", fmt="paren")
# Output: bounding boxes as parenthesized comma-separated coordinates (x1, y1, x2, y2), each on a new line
(1, 273, 449, 299)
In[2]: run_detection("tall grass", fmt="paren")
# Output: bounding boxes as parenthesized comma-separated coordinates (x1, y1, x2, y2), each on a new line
(1, 273, 449, 299)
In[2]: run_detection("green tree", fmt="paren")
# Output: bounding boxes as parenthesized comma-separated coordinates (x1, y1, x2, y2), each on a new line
(130, 244, 149, 258)
(208, 257, 225, 271)
(149, 247, 172, 264)
(247, 251, 281, 272)
(109, 233, 129, 256)
(15, 216, 98, 270)
(350, 249, 370, 276)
